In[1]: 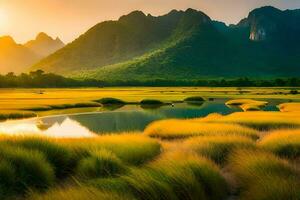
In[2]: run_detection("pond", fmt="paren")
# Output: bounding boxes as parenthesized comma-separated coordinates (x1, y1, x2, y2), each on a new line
(0, 99, 281, 137)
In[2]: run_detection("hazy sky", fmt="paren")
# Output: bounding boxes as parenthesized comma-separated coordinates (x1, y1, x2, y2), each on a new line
(1, 0, 300, 44)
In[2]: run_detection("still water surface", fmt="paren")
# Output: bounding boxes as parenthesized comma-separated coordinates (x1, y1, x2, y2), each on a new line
(0, 99, 280, 137)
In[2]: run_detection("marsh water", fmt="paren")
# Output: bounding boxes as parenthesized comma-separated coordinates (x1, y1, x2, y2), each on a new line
(0, 99, 281, 137)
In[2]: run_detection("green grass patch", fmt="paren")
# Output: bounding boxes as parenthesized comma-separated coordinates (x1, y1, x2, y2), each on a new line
(95, 98, 126, 105)
(184, 96, 205, 105)
(0, 144, 55, 196)
(76, 149, 126, 179)
(6, 138, 76, 179)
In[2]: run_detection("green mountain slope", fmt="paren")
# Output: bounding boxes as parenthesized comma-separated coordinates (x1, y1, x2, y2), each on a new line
(33, 7, 300, 80)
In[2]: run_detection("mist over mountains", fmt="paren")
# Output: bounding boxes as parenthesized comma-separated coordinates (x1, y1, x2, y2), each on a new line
(3, 6, 300, 80)
(0, 33, 64, 74)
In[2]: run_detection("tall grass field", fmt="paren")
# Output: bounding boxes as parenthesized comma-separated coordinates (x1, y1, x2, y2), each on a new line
(0, 88, 299, 199)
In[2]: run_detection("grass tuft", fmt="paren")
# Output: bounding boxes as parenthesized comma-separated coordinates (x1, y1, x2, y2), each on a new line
(7, 137, 76, 178)
(58, 134, 161, 165)
(76, 149, 126, 179)
(121, 152, 228, 200)
(0, 144, 55, 194)
(259, 129, 300, 159)
(184, 136, 255, 164)
(228, 149, 300, 200)
(226, 99, 268, 112)
(144, 119, 259, 139)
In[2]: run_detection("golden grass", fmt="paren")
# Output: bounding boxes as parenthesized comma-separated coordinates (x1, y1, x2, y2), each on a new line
(197, 111, 300, 130)
(0, 87, 298, 115)
(121, 151, 228, 200)
(259, 129, 300, 159)
(226, 99, 268, 112)
(144, 119, 259, 139)
(278, 102, 300, 112)
(184, 136, 255, 164)
(228, 149, 300, 200)
(0, 110, 37, 121)
(56, 133, 161, 165)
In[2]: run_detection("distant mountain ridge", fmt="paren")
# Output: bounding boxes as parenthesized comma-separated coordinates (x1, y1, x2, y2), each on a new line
(26, 6, 300, 80)
(0, 33, 64, 74)
(25, 32, 65, 56)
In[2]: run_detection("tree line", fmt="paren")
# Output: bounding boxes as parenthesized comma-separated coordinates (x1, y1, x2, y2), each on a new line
(0, 71, 300, 88)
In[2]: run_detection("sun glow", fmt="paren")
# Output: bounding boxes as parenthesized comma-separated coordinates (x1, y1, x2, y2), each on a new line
(0, 8, 8, 27)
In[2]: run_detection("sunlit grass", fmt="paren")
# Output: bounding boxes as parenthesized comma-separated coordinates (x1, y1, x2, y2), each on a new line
(278, 102, 300, 112)
(119, 152, 228, 200)
(228, 149, 300, 200)
(0, 110, 36, 121)
(58, 133, 161, 165)
(226, 99, 268, 112)
(259, 129, 300, 159)
(76, 149, 126, 179)
(184, 136, 255, 164)
(144, 119, 259, 139)
(0, 87, 298, 118)
(198, 111, 300, 130)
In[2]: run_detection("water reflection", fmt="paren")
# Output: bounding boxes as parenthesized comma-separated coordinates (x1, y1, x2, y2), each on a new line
(0, 117, 96, 138)
(0, 100, 250, 137)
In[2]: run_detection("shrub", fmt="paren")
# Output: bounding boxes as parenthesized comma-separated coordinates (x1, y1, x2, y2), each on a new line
(184, 136, 255, 164)
(77, 149, 126, 179)
(259, 129, 300, 159)
(184, 96, 205, 104)
(290, 90, 298, 95)
(95, 98, 125, 105)
(0, 144, 55, 194)
(144, 120, 259, 139)
(140, 99, 165, 109)
(140, 99, 164, 105)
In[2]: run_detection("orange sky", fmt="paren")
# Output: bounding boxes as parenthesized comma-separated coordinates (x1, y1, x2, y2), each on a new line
(1, 0, 300, 44)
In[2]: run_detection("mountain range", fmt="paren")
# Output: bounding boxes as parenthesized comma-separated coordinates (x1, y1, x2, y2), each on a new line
(5, 6, 300, 80)
(0, 33, 64, 74)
